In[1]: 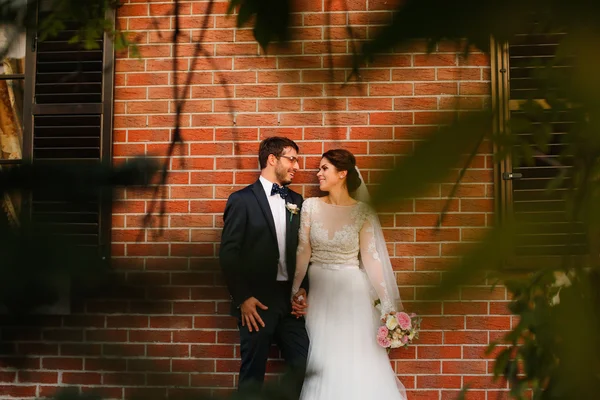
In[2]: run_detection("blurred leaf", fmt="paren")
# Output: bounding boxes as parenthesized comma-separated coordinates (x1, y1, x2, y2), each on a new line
(456, 385, 471, 400)
(48, 388, 103, 400)
(361, 0, 533, 61)
(227, 0, 291, 52)
(370, 110, 491, 209)
(424, 223, 513, 302)
(0, 158, 159, 313)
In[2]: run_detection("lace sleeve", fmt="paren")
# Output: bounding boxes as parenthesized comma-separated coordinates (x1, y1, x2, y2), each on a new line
(292, 199, 312, 297)
(360, 210, 397, 318)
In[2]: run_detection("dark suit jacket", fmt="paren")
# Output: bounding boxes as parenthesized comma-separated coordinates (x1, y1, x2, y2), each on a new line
(219, 180, 307, 315)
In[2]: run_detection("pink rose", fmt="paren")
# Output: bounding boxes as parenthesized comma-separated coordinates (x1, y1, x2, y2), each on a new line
(377, 335, 391, 348)
(396, 312, 412, 330)
(401, 336, 409, 344)
(377, 326, 389, 339)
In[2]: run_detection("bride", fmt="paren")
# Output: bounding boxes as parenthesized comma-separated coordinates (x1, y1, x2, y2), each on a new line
(291, 149, 407, 400)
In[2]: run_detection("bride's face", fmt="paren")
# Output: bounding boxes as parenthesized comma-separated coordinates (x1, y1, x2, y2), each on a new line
(317, 157, 346, 192)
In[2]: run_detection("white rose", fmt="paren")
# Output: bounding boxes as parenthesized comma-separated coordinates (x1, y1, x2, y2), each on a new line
(286, 203, 299, 213)
(550, 291, 561, 306)
(390, 339, 402, 348)
(386, 315, 398, 330)
(553, 271, 572, 288)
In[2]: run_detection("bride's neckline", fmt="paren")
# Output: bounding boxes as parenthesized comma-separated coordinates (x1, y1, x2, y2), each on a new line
(317, 197, 359, 207)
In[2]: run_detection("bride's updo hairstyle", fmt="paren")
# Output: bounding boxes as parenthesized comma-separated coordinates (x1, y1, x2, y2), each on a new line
(322, 149, 362, 193)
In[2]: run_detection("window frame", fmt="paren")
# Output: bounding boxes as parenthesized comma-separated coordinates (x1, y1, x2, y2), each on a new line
(491, 35, 592, 270)
(0, 4, 115, 314)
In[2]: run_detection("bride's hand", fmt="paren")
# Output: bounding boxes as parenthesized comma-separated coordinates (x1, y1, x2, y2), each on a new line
(291, 289, 308, 318)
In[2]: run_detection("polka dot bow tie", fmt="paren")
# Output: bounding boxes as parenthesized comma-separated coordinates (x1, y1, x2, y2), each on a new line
(270, 183, 289, 199)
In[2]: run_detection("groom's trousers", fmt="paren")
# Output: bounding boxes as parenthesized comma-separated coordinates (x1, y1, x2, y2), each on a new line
(237, 281, 309, 393)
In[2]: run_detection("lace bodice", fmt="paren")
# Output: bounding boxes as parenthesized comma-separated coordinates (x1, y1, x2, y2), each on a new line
(292, 197, 396, 316)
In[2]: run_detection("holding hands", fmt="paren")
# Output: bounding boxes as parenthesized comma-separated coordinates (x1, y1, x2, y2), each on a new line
(291, 288, 308, 318)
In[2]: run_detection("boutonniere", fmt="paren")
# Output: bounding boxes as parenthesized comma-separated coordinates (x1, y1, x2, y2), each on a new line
(285, 202, 300, 222)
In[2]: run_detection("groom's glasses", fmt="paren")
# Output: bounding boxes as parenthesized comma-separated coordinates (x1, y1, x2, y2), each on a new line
(278, 155, 301, 165)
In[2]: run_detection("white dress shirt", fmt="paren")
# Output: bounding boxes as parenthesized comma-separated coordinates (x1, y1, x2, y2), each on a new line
(259, 176, 288, 281)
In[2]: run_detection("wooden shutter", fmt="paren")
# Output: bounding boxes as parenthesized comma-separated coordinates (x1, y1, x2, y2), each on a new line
(492, 30, 588, 268)
(24, 8, 115, 264)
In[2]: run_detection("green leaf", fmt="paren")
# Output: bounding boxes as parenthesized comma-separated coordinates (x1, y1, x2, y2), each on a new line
(456, 385, 471, 400)
(360, 0, 530, 62)
(236, 0, 256, 28)
(227, 0, 242, 15)
(370, 110, 491, 209)
(494, 348, 512, 378)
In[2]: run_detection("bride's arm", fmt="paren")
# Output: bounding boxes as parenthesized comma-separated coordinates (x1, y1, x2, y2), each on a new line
(360, 212, 396, 318)
(292, 199, 312, 298)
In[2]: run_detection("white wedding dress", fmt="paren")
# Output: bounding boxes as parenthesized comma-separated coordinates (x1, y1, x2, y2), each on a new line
(292, 197, 407, 400)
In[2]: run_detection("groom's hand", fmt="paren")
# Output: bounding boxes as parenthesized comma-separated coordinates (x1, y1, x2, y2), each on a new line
(291, 289, 308, 318)
(240, 297, 268, 332)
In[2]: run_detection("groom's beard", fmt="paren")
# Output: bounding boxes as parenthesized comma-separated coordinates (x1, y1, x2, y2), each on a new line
(275, 164, 294, 186)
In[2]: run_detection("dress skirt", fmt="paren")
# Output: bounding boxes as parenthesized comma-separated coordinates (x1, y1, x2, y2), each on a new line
(299, 263, 407, 400)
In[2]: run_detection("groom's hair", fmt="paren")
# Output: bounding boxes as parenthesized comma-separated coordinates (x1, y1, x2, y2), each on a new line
(258, 137, 299, 169)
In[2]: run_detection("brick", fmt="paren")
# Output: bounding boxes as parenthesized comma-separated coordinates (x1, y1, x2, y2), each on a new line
(437, 67, 482, 80)
(414, 82, 458, 95)
(103, 372, 145, 386)
(304, 127, 347, 140)
(173, 330, 216, 343)
(466, 316, 511, 330)
(214, 99, 255, 113)
(147, 344, 190, 358)
(18, 371, 58, 384)
(392, 68, 436, 81)
(417, 375, 462, 389)
(0, 371, 16, 383)
(349, 98, 393, 111)
(459, 82, 490, 95)
(0, 386, 37, 397)
(258, 99, 301, 112)
(369, 83, 413, 96)
(418, 346, 462, 359)
(414, 54, 457, 66)
(85, 358, 127, 372)
(443, 360, 487, 374)
(303, 98, 346, 111)
(235, 85, 279, 98)
(190, 373, 235, 388)
(463, 375, 508, 390)
(396, 360, 441, 374)
(172, 359, 215, 373)
(129, 330, 172, 343)
(150, 316, 193, 329)
(62, 372, 101, 385)
(419, 316, 464, 330)
(280, 84, 324, 97)
(42, 357, 83, 370)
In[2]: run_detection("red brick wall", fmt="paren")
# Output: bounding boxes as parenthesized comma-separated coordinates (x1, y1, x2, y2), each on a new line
(0, 1, 509, 399)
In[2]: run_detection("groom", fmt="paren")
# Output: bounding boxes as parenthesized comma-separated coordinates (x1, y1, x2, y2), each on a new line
(219, 136, 309, 393)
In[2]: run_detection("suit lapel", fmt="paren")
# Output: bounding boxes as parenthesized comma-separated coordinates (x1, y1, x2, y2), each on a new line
(250, 180, 278, 242)
(285, 192, 300, 277)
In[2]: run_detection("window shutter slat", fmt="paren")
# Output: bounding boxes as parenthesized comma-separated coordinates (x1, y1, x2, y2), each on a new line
(494, 26, 589, 267)
(30, 12, 114, 261)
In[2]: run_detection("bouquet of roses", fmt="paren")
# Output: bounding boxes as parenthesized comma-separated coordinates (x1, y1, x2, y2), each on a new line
(376, 310, 421, 350)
